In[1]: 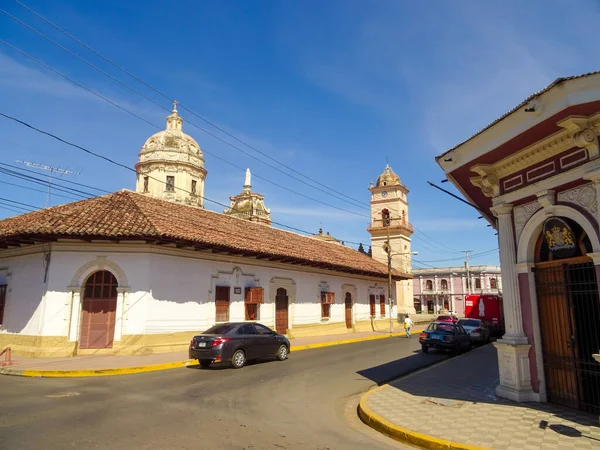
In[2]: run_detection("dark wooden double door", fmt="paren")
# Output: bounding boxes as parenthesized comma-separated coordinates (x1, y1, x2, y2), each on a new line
(275, 288, 289, 335)
(79, 271, 118, 349)
(534, 259, 600, 414)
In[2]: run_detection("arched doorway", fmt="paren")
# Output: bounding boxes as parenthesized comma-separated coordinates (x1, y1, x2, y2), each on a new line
(533, 217, 600, 414)
(79, 270, 118, 349)
(344, 292, 353, 329)
(275, 288, 289, 335)
(414, 299, 422, 313)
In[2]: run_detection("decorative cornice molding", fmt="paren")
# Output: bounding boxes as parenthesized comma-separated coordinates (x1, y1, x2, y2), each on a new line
(469, 112, 600, 198)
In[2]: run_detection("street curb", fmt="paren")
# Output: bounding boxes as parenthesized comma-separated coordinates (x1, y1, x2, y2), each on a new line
(0, 359, 196, 378)
(0, 330, 423, 378)
(358, 387, 488, 450)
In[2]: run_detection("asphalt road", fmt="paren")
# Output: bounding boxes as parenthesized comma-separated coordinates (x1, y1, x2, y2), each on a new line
(0, 336, 448, 450)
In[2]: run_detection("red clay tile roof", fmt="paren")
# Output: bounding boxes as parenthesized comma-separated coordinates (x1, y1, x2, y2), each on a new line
(436, 71, 600, 160)
(0, 190, 409, 280)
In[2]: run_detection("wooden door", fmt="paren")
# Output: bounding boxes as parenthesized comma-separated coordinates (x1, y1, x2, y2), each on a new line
(79, 271, 118, 349)
(345, 293, 352, 329)
(369, 295, 376, 317)
(215, 286, 230, 322)
(275, 288, 289, 335)
(535, 260, 580, 410)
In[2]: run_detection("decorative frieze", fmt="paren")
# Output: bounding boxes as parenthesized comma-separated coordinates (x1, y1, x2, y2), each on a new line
(557, 183, 597, 216)
(470, 112, 600, 198)
(513, 201, 541, 242)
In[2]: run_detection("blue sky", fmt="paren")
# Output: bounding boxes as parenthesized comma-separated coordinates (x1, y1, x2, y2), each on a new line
(1, 0, 599, 269)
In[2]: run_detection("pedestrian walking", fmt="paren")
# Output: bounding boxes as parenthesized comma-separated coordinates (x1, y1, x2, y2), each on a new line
(403, 314, 413, 338)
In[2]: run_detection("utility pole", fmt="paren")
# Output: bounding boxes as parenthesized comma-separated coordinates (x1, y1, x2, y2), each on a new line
(462, 250, 472, 295)
(386, 223, 394, 334)
(16, 161, 80, 207)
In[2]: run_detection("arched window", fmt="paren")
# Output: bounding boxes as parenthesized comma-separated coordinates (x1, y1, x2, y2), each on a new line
(425, 280, 433, 290)
(381, 209, 391, 227)
(440, 279, 448, 290)
(475, 278, 481, 289)
(490, 278, 497, 289)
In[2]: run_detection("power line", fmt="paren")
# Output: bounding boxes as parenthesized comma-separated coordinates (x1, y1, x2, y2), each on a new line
(0, 162, 110, 193)
(0, 41, 369, 218)
(0, 179, 81, 201)
(0, 8, 368, 212)
(0, 112, 371, 242)
(8, 0, 371, 210)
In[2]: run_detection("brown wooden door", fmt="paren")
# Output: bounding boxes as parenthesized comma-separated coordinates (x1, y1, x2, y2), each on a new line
(345, 293, 352, 329)
(275, 288, 288, 334)
(369, 295, 376, 317)
(79, 271, 118, 349)
(535, 261, 581, 410)
(215, 286, 230, 322)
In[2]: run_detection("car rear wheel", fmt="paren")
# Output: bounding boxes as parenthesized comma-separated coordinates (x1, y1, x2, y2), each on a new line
(276, 345, 288, 361)
(231, 349, 246, 369)
(199, 360, 211, 369)
(421, 345, 429, 353)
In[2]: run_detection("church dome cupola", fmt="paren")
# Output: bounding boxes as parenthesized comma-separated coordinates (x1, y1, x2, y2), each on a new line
(135, 101, 207, 207)
(375, 164, 401, 187)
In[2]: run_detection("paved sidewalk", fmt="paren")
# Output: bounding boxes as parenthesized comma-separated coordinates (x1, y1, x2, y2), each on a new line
(360, 344, 600, 449)
(0, 325, 421, 375)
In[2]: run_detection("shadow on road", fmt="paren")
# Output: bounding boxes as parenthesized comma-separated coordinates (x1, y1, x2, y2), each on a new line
(356, 350, 448, 386)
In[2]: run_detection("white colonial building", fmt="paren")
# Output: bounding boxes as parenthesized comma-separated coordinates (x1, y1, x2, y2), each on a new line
(0, 109, 410, 357)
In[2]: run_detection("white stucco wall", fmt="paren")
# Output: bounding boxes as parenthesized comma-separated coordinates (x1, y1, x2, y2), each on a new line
(0, 252, 47, 335)
(0, 244, 392, 340)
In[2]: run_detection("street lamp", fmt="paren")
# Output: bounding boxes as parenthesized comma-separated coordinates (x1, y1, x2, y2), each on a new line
(384, 244, 418, 333)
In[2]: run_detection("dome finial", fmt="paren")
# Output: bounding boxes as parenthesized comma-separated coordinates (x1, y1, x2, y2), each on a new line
(166, 100, 183, 131)
(244, 168, 252, 192)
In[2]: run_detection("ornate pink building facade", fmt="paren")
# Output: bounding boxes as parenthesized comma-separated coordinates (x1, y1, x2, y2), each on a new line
(412, 265, 502, 315)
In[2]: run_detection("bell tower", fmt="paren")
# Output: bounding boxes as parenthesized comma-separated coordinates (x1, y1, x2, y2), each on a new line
(367, 164, 415, 314)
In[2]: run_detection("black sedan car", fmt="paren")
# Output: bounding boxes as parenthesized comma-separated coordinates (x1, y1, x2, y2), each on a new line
(189, 322, 290, 369)
(419, 322, 472, 354)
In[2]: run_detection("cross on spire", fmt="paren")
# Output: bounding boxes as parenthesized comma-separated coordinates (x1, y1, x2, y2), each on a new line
(172, 100, 179, 112)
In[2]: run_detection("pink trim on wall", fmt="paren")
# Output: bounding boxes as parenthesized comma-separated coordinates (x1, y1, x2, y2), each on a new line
(518, 272, 539, 393)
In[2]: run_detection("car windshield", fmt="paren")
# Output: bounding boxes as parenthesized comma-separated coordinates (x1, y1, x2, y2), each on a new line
(203, 324, 236, 335)
(427, 323, 455, 334)
(458, 319, 481, 327)
(437, 316, 451, 320)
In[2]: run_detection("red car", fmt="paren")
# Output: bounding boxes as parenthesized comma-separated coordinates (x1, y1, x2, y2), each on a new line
(435, 314, 459, 324)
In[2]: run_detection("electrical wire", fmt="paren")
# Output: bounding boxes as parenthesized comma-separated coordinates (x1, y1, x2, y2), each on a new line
(0, 179, 81, 201)
(0, 113, 379, 247)
(0, 9, 368, 211)
(8, 0, 371, 209)
(0, 42, 369, 218)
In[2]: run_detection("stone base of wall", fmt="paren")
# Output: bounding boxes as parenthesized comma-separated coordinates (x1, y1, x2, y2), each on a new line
(0, 334, 77, 358)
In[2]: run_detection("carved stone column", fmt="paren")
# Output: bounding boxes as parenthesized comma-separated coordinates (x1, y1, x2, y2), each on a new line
(490, 203, 537, 402)
(491, 203, 528, 343)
